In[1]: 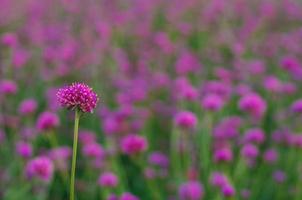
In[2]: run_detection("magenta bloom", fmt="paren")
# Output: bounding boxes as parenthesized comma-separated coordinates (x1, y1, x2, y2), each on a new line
(241, 144, 259, 159)
(179, 181, 204, 200)
(214, 147, 233, 163)
(18, 98, 38, 115)
(25, 156, 54, 183)
(291, 99, 302, 113)
(57, 83, 99, 113)
(0, 79, 18, 95)
(201, 94, 224, 112)
(48, 146, 71, 171)
(148, 152, 169, 168)
(174, 111, 198, 129)
(121, 134, 148, 155)
(1, 32, 18, 47)
(238, 93, 266, 119)
(82, 142, 105, 159)
(222, 184, 235, 197)
(98, 172, 119, 188)
(210, 172, 228, 188)
(120, 192, 140, 200)
(243, 128, 265, 144)
(36, 111, 60, 131)
(16, 141, 32, 158)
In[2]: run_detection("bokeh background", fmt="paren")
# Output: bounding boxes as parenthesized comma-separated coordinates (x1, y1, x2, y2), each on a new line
(1, 0, 302, 199)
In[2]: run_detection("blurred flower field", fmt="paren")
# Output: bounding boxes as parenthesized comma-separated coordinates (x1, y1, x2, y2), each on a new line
(1, 0, 302, 199)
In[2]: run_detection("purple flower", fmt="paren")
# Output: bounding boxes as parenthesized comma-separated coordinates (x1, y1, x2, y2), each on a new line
(48, 146, 71, 171)
(241, 144, 259, 159)
(16, 141, 32, 158)
(210, 172, 228, 188)
(120, 192, 140, 200)
(238, 93, 266, 119)
(121, 134, 148, 155)
(79, 130, 97, 145)
(273, 170, 286, 183)
(263, 76, 282, 93)
(1, 32, 18, 47)
(174, 111, 197, 129)
(291, 99, 302, 113)
(243, 128, 265, 144)
(214, 147, 233, 163)
(36, 111, 60, 131)
(25, 156, 54, 183)
(57, 83, 99, 113)
(98, 172, 119, 188)
(222, 184, 235, 197)
(201, 94, 224, 112)
(179, 181, 204, 200)
(148, 152, 169, 168)
(82, 142, 105, 159)
(18, 98, 38, 115)
(263, 149, 278, 164)
(0, 79, 18, 95)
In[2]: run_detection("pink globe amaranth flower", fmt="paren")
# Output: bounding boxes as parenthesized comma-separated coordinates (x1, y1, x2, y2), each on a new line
(120, 192, 140, 200)
(0, 79, 18, 95)
(56, 83, 99, 113)
(82, 142, 105, 159)
(174, 77, 198, 101)
(213, 147, 233, 163)
(79, 130, 97, 145)
(48, 146, 71, 171)
(144, 167, 156, 179)
(273, 170, 286, 183)
(201, 94, 224, 112)
(18, 98, 38, 115)
(25, 156, 54, 183)
(222, 184, 235, 197)
(148, 152, 169, 168)
(241, 144, 259, 159)
(16, 141, 32, 158)
(98, 172, 119, 188)
(107, 194, 118, 200)
(243, 128, 265, 144)
(36, 111, 60, 131)
(291, 99, 302, 113)
(179, 181, 204, 200)
(102, 117, 120, 135)
(238, 93, 266, 119)
(281, 82, 297, 95)
(1, 32, 18, 47)
(175, 50, 201, 75)
(263, 76, 282, 93)
(263, 149, 278, 164)
(210, 172, 228, 188)
(12, 48, 30, 69)
(121, 134, 148, 155)
(280, 55, 301, 72)
(213, 116, 242, 140)
(174, 111, 197, 129)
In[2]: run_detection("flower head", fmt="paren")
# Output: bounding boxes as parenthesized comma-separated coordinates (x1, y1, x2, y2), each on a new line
(174, 111, 197, 129)
(98, 172, 119, 188)
(16, 141, 32, 158)
(179, 181, 204, 200)
(18, 98, 38, 115)
(36, 111, 60, 131)
(121, 134, 148, 155)
(25, 156, 54, 183)
(57, 83, 99, 113)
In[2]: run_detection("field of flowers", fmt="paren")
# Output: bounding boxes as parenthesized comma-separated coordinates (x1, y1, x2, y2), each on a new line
(1, 0, 302, 199)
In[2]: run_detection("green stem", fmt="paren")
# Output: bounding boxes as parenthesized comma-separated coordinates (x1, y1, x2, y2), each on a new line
(70, 108, 81, 200)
